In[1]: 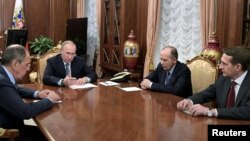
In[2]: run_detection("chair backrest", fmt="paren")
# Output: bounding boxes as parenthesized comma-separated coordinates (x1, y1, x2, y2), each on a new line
(37, 51, 59, 83)
(0, 127, 19, 141)
(186, 55, 219, 94)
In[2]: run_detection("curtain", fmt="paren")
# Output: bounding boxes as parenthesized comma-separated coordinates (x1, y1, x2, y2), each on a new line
(155, 0, 202, 65)
(95, 0, 102, 76)
(77, 0, 85, 17)
(143, 0, 162, 77)
(200, 0, 216, 49)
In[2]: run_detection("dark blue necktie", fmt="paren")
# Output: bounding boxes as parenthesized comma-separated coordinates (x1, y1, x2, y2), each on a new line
(164, 71, 170, 85)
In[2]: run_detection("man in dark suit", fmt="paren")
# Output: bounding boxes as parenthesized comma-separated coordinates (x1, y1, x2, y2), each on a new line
(177, 46, 250, 120)
(43, 40, 97, 86)
(140, 46, 192, 98)
(0, 44, 61, 141)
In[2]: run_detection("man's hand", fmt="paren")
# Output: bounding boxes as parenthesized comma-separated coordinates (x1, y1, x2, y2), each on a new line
(47, 91, 61, 103)
(177, 99, 193, 111)
(75, 77, 89, 85)
(177, 99, 210, 117)
(63, 76, 77, 86)
(188, 104, 209, 116)
(140, 79, 152, 89)
(38, 89, 54, 98)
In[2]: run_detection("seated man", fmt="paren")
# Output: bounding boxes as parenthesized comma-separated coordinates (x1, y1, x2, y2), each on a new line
(177, 46, 250, 120)
(43, 40, 97, 86)
(0, 44, 61, 141)
(140, 46, 192, 98)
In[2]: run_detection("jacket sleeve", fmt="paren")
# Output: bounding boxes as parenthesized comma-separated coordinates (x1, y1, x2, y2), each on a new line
(0, 86, 53, 119)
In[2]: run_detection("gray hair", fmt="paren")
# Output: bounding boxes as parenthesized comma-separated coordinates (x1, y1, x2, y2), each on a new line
(61, 40, 76, 49)
(162, 46, 178, 59)
(1, 44, 27, 65)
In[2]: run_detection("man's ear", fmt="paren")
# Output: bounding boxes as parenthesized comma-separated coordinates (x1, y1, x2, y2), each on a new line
(11, 60, 19, 69)
(235, 63, 242, 71)
(172, 58, 177, 63)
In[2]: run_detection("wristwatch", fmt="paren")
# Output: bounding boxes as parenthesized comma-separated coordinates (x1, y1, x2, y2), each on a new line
(207, 109, 213, 117)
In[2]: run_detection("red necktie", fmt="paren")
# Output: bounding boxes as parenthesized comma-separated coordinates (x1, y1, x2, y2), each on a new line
(226, 81, 237, 108)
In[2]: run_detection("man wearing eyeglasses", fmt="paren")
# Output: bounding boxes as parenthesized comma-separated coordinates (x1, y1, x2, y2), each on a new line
(43, 40, 97, 86)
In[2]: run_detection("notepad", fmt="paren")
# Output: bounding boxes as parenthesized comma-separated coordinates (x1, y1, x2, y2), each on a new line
(99, 81, 120, 86)
(69, 83, 97, 89)
(120, 87, 142, 92)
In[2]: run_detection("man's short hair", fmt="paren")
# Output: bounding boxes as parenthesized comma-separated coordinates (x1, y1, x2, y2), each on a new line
(61, 40, 76, 48)
(162, 46, 178, 59)
(223, 46, 250, 71)
(1, 44, 27, 65)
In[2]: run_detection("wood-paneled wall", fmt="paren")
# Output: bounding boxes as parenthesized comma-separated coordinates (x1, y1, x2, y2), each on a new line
(0, 0, 77, 51)
(0, 0, 245, 83)
(217, 0, 244, 48)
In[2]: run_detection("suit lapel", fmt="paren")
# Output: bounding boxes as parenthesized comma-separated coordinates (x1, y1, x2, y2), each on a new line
(0, 66, 18, 90)
(57, 56, 67, 76)
(169, 62, 180, 83)
(70, 59, 77, 77)
(235, 72, 250, 106)
(160, 68, 166, 84)
(221, 78, 231, 106)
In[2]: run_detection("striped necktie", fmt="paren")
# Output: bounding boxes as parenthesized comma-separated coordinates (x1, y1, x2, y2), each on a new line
(164, 71, 170, 85)
(65, 63, 70, 76)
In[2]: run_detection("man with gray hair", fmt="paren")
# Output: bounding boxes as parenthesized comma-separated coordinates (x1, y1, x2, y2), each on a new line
(140, 46, 192, 98)
(43, 40, 97, 86)
(0, 44, 60, 140)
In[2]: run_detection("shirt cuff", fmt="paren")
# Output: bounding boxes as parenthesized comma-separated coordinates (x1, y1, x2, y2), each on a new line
(212, 108, 218, 117)
(34, 91, 39, 98)
(46, 97, 54, 103)
(58, 79, 64, 86)
(149, 82, 153, 88)
(85, 77, 91, 83)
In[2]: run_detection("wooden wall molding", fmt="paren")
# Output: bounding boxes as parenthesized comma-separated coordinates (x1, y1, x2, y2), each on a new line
(0, 0, 78, 52)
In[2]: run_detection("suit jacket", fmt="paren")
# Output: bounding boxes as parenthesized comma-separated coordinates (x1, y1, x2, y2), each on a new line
(190, 71, 250, 119)
(146, 61, 192, 98)
(43, 54, 97, 86)
(0, 65, 53, 129)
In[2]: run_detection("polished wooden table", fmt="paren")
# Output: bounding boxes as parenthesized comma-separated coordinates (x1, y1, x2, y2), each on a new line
(22, 82, 250, 141)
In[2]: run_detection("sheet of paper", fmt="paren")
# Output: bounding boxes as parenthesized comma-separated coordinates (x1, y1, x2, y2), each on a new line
(99, 81, 120, 86)
(69, 83, 97, 89)
(33, 99, 62, 103)
(24, 119, 37, 126)
(120, 87, 142, 92)
(54, 100, 63, 103)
